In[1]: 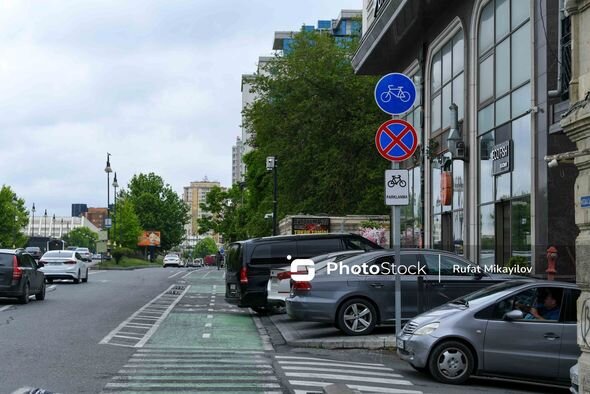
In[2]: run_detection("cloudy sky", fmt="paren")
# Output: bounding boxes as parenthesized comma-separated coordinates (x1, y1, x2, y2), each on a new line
(0, 0, 361, 216)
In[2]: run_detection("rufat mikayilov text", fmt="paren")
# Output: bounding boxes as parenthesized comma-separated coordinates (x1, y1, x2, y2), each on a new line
(453, 264, 532, 275)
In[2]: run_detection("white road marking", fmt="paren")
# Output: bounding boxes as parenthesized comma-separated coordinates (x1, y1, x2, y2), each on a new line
(275, 355, 387, 367)
(168, 271, 183, 279)
(88, 271, 106, 275)
(46, 285, 57, 292)
(207, 315, 213, 318)
(181, 271, 194, 279)
(292, 385, 421, 394)
(285, 372, 411, 385)
(0, 305, 12, 312)
(278, 361, 393, 371)
(205, 323, 212, 328)
(281, 366, 401, 377)
(202, 333, 211, 338)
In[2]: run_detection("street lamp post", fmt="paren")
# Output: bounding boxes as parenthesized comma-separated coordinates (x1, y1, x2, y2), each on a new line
(31, 203, 36, 237)
(112, 172, 119, 243)
(60, 218, 64, 238)
(105, 153, 113, 249)
(51, 214, 55, 238)
(12, 194, 18, 248)
(43, 209, 48, 237)
(266, 156, 278, 236)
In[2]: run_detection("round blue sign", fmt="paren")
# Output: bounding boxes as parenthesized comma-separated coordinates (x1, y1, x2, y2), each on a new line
(374, 73, 417, 115)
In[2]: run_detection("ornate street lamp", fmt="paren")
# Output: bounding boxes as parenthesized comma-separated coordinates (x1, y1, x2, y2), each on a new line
(31, 203, 36, 236)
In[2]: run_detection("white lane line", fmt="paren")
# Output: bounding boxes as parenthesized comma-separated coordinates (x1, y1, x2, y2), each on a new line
(105, 383, 281, 389)
(181, 271, 194, 279)
(275, 355, 386, 367)
(46, 285, 57, 292)
(202, 333, 211, 338)
(281, 366, 401, 377)
(127, 322, 152, 327)
(134, 285, 191, 347)
(0, 305, 12, 312)
(168, 271, 183, 279)
(286, 373, 412, 386)
(205, 323, 212, 328)
(203, 270, 214, 278)
(88, 271, 106, 275)
(113, 335, 147, 340)
(278, 361, 392, 371)
(117, 332, 145, 337)
(100, 284, 179, 345)
(292, 384, 421, 394)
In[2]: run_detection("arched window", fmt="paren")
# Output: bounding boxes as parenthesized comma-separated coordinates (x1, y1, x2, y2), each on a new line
(477, 0, 531, 267)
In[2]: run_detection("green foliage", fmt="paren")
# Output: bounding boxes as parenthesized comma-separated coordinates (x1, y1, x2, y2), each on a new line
(507, 255, 529, 268)
(63, 227, 98, 251)
(0, 186, 29, 248)
(112, 247, 136, 264)
(198, 186, 250, 242)
(194, 237, 218, 258)
(125, 173, 190, 250)
(242, 30, 389, 229)
(112, 197, 142, 249)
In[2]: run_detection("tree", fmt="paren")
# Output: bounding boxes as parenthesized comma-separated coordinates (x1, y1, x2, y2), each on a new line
(125, 173, 190, 251)
(194, 237, 217, 258)
(242, 30, 390, 229)
(0, 186, 29, 248)
(197, 186, 249, 242)
(64, 227, 98, 251)
(112, 197, 142, 249)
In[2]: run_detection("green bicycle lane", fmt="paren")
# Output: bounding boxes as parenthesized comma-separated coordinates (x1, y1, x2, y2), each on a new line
(101, 268, 283, 394)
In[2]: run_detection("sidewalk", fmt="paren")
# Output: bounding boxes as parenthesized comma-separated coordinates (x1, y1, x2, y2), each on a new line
(269, 313, 396, 350)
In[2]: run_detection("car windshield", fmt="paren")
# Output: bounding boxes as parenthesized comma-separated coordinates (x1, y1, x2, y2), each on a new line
(461, 280, 532, 303)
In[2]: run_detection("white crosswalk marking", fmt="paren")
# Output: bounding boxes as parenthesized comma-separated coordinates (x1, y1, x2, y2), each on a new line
(277, 355, 423, 394)
(101, 348, 284, 393)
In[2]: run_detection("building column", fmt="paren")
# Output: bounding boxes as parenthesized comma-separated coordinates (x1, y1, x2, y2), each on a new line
(561, 0, 590, 391)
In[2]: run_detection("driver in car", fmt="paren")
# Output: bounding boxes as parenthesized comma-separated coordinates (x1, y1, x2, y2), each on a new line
(523, 290, 561, 321)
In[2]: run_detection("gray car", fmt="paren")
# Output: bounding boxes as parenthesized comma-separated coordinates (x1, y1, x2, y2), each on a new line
(396, 279, 580, 385)
(286, 249, 517, 335)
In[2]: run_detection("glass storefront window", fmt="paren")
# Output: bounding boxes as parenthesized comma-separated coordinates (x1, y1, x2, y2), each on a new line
(479, 55, 494, 103)
(511, 197, 531, 265)
(512, 114, 531, 196)
(452, 32, 464, 76)
(479, 2, 494, 55)
(495, 172, 510, 200)
(479, 132, 494, 204)
(431, 94, 441, 132)
(478, 104, 494, 134)
(480, 204, 495, 267)
(452, 73, 464, 120)
(442, 42, 452, 84)
(432, 167, 441, 214)
(453, 211, 464, 255)
(511, 82, 531, 118)
(495, 94, 510, 126)
(511, 0, 530, 29)
(431, 52, 442, 92)
(495, 38, 510, 96)
(495, 0, 510, 41)
(511, 22, 531, 88)
(432, 214, 442, 250)
(453, 159, 464, 209)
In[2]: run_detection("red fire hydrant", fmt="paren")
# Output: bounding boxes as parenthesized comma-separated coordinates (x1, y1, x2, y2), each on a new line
(546, 246, 558, 281)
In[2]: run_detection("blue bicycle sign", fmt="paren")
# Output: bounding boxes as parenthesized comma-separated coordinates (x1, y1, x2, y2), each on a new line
(374, 73, 416, 115)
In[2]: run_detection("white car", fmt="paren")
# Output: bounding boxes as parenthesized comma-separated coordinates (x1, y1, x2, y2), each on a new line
(75, 247, 92, 262)
(39, 250, 89, 284)
(163, 254, 181, 268)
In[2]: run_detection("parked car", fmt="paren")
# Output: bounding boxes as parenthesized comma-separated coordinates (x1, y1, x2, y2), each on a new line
(0, 249, 46, 303)
(204, 254, 216, 266)
(286, 249, 521, 335)
(24, 246, 43, 260)
(188, 258, 203, 268)
(39, 250, 89, 284)
(267, 250, 366, 308)
(75, 247, 92, 262)
(163, 253, 181, 268)
(225, 233, 382, 313)
(396, 280, 580, 386)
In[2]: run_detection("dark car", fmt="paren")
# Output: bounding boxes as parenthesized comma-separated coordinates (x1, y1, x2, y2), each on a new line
(0, 249, 46, 304)
(225, 233, 382, 313)
(25, 246, 42, 260)
(286, 249, 521, 335)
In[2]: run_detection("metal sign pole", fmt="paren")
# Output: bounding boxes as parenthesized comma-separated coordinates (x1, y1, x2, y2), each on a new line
(390, 161, 402, 336)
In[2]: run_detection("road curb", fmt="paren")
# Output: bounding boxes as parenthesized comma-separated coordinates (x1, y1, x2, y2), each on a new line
(269, 314, 397, 350)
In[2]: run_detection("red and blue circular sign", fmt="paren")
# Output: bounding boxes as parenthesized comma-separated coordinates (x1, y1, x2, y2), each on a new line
(375, 119, 418, 162)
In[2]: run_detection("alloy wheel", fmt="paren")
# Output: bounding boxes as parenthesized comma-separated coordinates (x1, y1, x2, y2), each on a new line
(342, 303, 372, 333)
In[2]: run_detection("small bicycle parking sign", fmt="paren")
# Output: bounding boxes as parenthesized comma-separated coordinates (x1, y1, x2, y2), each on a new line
(374, 72, 416, 115)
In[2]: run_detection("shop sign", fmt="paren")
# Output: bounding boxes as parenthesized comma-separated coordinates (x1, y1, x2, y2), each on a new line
(292, 217, 331, 234)
(491, 140, 512, 176)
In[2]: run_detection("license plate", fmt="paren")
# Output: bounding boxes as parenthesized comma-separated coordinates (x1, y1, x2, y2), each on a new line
(229, 284, 236, 290)
(396, 338, 405, 350)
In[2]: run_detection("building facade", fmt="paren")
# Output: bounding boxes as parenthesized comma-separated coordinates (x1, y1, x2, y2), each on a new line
(84, 207, 108, 230)
(183, 180, 222, 236)
(232, 136, 244, 185)
(26, 215, 100, 239)
(353, 0, 577, 278)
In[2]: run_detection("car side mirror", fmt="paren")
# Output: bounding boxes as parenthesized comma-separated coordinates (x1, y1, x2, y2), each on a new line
(503, 309, 523, 321)
(37, 262, 44, 268)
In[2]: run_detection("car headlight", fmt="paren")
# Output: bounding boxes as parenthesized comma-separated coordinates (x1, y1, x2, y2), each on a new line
(413, 322, 439, 336)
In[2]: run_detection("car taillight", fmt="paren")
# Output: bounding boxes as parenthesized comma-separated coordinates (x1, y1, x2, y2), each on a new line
(240, 267, 248, 284)
(64, 260, 77, 265)
(292, 281, 311, 291)
(277, 271, 291, 281)
(12, 256, 22, 280)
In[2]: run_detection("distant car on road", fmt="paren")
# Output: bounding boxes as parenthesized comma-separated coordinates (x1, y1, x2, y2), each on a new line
(75, 247, 92, 262)
(25, 246, 43, 260)
(39, 250, 89, 284)
(187, 258, 203, 268)
(286, 249, 521, 335)
(397, 280, 580, 386)
(0, 249, 46, 303)
(163, 254, 181, 268)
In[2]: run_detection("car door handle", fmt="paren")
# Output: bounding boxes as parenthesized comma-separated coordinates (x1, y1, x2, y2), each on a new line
(370, 283, 384, 288)
(544, 333, 560, 340)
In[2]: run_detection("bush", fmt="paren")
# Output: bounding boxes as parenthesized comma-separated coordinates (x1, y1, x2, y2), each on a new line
(112, 247, 136, 264)
(507, 255, 529, 269)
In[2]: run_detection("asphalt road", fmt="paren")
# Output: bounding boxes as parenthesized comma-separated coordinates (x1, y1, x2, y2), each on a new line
(0, 266, 569, 394)
(0, 267, 180, 394)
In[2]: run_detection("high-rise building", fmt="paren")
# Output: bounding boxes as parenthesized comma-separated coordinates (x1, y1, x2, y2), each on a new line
(183, 180, 222, 237)
(71, 203, 88, 217)
(232, 136, 243, 185)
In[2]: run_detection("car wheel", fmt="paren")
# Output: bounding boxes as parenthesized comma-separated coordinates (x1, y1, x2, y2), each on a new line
(18, 282, 30, 304)
(46, 278, 53, 284)
(35, 281, 46, 301)
(73, 271, 80, 284)
(251, 306, 269, 316)
(428, 340, 474, 384)
(337, 298, 377, 336)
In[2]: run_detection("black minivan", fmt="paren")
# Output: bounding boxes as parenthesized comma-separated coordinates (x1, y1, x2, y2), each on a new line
(225, 233, 382, 312)
(0, 249, 46, 304)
